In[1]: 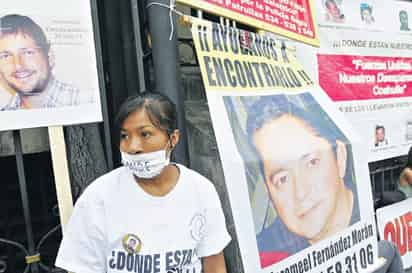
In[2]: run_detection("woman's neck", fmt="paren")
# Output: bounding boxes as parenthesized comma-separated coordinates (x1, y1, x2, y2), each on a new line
(135, 164, 180, 197)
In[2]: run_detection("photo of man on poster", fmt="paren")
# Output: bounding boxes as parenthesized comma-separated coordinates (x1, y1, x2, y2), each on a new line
(324, 0, 345, 23)
(224, 93, 360, 268)
(374, 125, 388, 147)
(399, 10, 410, 31)
(0, 14, 88, 110)
(360, 3, 375, 25)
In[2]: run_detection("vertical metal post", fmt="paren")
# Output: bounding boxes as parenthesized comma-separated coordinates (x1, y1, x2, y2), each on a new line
(90, 0, 114, 170)
(13, 130, 38, 273)
(146, 0, 189, 165)
(196, 10, 203, 18)
(130, 0, 148, 93)
(225, 18, 230, 27)
(390, 169, 398, 191)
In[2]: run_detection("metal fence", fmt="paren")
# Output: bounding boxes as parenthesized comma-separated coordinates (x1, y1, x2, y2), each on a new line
(369, 156, 408, 209)
(0, 132, 64, 273)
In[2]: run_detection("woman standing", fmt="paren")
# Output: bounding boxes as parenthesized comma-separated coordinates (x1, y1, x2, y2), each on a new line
(55, 93, 231, 273)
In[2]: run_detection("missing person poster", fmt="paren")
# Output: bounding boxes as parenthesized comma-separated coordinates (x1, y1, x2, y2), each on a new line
(317, 29, 412, 163)
(294, 1, 412, 162)
(314, 0, 412, 33)
(191, 18, 378, 273)
(178, 0, 319, 46)
(376, 198, 412, 269)
(0, 0, 102, 131)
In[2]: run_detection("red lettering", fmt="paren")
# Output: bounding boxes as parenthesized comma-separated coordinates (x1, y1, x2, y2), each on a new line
(384, 213, 411, 256)
(384, 222, 396, 242)
(395, 218, 407, 255)
(383, 212, 412, 257)
(405, 212, 412, 252)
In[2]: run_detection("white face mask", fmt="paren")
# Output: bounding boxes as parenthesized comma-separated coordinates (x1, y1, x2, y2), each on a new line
(121, 148, 170, 179)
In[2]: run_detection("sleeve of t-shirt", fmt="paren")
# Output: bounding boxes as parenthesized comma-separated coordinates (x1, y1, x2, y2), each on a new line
(196, 182, 231, 258)
(55, 194, 107, 273)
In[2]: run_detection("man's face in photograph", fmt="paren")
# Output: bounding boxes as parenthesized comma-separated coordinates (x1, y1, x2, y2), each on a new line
(326, 0, 341, 19)
(253, 114, 346, 242)
(375, 127, 385, 143)
(0, 33, 50, 95)
(400, 11, 409, 26)
(128, 239, 136, 249)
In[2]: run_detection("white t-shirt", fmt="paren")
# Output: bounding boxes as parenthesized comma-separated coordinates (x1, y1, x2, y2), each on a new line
(55, 164, 231, 273)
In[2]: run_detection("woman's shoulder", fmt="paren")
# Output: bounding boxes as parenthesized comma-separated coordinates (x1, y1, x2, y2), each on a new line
(177, 164, 221, 202)
(178, 164, 215, 189)
(400, 167, 412, 182)
(75, 166, 129, 205)
(402, 167, 412, 175)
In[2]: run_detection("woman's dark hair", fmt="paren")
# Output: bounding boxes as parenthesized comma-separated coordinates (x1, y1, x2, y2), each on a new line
(116, 92, 178, 135)
(406, 146, 412, 169)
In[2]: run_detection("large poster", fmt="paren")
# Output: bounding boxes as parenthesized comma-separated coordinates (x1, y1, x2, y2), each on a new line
(295, 0, 412, 162)
(178, 0, 319, 46)
(314, 0, 412, 33)
(376, 198, 412, 269)
(0, 0, 102, 131)
(192, 18, 378, 273)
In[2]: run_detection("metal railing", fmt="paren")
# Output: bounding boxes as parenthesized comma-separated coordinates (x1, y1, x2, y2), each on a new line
(0, 132, 65, 273)
(369, 156, 407, 208)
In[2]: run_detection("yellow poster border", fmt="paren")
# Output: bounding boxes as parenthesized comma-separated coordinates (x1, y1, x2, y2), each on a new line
(191, 18, 314, 92)
(177, 0, 320, 47)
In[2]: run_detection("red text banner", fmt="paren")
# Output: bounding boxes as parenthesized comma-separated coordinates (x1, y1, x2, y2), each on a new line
(318, 55, 412, 101)
(178, 0, 319, 46)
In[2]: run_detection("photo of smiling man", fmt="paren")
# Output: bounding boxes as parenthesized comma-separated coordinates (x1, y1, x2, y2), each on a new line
(223, 93, 360, 268)
(0, 14, 85, 110)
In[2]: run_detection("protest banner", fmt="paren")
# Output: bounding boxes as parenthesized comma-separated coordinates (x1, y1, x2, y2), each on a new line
(376, 198, 412, 269)
(315, 29, 412, 162)
(191, 18, 378, 273)
(0, 0, 102, 131)
(177, 0, 319, 46)
(314, 0, 412, 33)
(295, 0, 412, 162)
